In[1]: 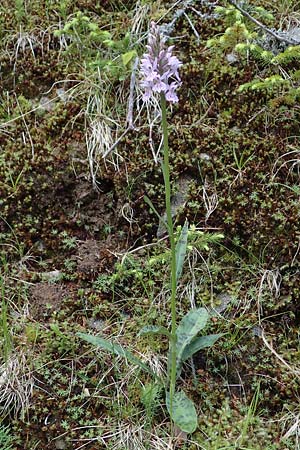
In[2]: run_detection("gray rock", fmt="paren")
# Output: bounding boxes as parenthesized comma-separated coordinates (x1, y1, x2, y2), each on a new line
(88, 318, 106, 331)
(54, 438, 68, 449)
(157, 174, 194, 238)
(226, 52, 239, 64)
(213, 293, 233, 314)
(56, 88, 68, 103)
(199, 152, 211, 161)
(38, 96, 54, 112)
(285, 27, 300, 43)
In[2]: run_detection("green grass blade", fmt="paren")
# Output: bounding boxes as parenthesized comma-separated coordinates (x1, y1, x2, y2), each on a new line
(77, 332, 155, 377)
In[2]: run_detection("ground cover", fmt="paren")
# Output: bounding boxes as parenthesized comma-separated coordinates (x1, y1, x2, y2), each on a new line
(0, 0, 299, 448)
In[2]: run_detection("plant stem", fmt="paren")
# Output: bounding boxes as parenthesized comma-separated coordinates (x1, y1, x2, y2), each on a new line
(160, 93, 177, 421)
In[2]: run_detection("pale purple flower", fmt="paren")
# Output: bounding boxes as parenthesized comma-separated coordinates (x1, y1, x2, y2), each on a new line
(140, 22, 182, 103)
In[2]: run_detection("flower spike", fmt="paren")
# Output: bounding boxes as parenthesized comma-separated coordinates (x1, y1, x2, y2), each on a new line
(140, 22, 182, 103)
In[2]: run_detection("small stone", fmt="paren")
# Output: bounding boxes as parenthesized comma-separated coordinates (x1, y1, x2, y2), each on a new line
(88, 318, 106, 331)
(285, 27, 300, 43)
(83, 387, 90, 397)
(214, 293, 233, 314)
(56, 88, 68, 102)
(173, 424, 188, 442)
(40, 270, 62, 282)
(252, 326, 263, 337)
(39, 96, 54, 112)
(199, 152, 211, 161)
(54, 438, 67, 449)
(226, 52, 239, 64)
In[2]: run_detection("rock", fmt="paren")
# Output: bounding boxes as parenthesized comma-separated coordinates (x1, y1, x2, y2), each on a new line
(199, 152, 211, 161)
(40, 270, 62, 282)
(56, 87, 68, 102)
(157, 173, 194, 238)
(54, 438, 68, 449)
(252, 326, 263, 337)
(285, 27, 300, 43)
(38, 96, 55, 112)
(88, 318, 106, 331)
(213, 293, 233, 314)
(226, 52, 239, 64)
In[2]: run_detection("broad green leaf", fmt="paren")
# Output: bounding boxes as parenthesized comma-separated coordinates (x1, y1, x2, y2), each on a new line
(138, 325, 170, 337)
(181, 334, 223, 363)
(77, 333, 155, 377)
(176, 308, 209, 363)
(175, 220, 189, 284)
(166, 390, 198, 433)
(122, 50, 137, 66)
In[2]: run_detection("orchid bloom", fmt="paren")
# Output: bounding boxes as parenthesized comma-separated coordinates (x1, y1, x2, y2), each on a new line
(140, 22, 182, 103)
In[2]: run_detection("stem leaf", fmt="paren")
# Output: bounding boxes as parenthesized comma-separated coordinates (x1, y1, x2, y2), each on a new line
(176, 308, 209, 364)
(144, 195, 169, 232)
(181, 333, 223, 363)
(175, 220, 189, 284)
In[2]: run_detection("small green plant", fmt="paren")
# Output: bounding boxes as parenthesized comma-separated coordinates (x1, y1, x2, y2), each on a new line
(15, 0, 25, 23)
(206, 3, 273, 53)
(60, 230, 77, 250)
(206, 1, 300, 106)
(54, 12, 137, 80)
(231, 145, 255, 182)
(238, 382, 261, 447)
(79, 306, 222, 433)
(0, 423, 13, 450)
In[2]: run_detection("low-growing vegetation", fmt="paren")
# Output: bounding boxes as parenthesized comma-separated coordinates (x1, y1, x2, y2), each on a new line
(0, 0, 299, 448)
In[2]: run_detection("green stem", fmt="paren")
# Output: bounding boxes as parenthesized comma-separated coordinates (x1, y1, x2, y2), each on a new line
(160, 93, 177, 424)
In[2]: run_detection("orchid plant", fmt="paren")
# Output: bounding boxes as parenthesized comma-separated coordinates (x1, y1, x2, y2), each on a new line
(78, 21, 222, 435)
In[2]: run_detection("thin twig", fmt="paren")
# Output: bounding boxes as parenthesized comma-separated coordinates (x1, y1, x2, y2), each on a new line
(101, 126, 131, 159)
(184, 12, 200, 41)
(15, 93, 35, 160)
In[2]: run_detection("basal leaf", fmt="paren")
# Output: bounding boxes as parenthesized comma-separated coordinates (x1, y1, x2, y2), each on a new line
(166, 390, 198, 433)
(175, 220, 189, 284)
(181, 334, 223, 363)
(176, 308, 209, 364)
(77, 333, 154, 377)
(138, 325, 170, 337)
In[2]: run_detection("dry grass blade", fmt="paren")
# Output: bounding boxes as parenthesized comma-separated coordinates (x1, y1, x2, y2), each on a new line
(202, 180, 218, 223)
(257, 269, 300, 380)
(272, 147, 300, 181)
(0, 353, 33, 418)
